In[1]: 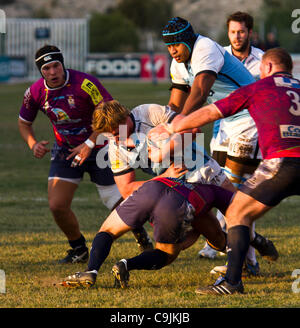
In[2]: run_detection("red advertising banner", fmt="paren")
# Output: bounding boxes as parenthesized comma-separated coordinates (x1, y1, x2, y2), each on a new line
(140, 54, 169, 80)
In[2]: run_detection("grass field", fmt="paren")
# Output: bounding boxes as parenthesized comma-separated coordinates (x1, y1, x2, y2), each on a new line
(0, 80, 300, 311)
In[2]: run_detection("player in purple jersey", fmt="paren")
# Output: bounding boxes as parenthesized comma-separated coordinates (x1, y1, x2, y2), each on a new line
(18, 45, 150, 264)
(157, 48, 299, 294)
(58, 178, 232, 288)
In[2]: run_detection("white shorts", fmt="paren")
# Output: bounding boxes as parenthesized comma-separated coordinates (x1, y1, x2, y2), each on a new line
(185, 157, 227, 186)
(210, 115, 262, 160)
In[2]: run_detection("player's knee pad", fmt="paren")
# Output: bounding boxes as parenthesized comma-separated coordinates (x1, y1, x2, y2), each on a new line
(96, 184, 122, 210)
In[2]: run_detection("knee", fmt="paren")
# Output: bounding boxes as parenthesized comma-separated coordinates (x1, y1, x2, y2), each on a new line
(48, 199, 70, 216)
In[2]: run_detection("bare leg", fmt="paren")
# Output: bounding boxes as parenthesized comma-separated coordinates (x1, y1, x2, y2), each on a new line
(48, 178, 80, 241)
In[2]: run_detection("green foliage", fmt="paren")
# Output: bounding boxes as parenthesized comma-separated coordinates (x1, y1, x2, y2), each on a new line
(262, 0, 300, 52)
(116, 0, 173, 35)
(89, 12, 140, 53)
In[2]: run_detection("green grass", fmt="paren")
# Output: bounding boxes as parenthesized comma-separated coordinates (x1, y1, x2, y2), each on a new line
(0, 81, 300, 309)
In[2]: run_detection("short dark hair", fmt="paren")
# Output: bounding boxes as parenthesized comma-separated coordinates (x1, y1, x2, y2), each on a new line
(262, 48, 293, 72)
(226, 11, 254, 31)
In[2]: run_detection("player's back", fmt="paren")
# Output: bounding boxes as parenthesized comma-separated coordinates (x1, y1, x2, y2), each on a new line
(247, 73, 300, 159)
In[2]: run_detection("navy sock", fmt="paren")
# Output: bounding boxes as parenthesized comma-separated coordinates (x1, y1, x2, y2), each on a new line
(225, 225, 250, 285)
(87, 232, 113, 272)
(69, 234, 86, 249)
(126, 249, 169, 271)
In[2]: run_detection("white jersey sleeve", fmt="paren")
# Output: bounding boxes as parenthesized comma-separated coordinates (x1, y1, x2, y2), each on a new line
(170, 35, 225, 87)
(190, 36, 225, 76)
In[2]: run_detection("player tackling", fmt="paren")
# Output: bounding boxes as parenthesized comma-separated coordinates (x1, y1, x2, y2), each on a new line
(158, 47, 300, 294)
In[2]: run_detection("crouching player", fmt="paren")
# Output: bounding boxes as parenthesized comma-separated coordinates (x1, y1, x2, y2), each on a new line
(59, 177, 232, 288)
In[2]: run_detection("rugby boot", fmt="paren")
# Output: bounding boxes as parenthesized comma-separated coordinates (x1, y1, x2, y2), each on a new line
(196, 276, 244, 295)
(58, 246, 89, 264)
(59, 271, 96, 288)
(132, 227, 153, 252)
(250, 232, 279, 261)
(198, 243, 217, 259)
(210, 260, 260, 277)
(112, 260, 130, 288)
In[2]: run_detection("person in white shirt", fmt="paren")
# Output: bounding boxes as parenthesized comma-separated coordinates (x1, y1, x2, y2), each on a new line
(209, 12, 267, 275)
(161, 16, 263, 261)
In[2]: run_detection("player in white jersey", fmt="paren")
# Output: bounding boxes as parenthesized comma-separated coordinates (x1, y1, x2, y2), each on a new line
(93, 100, 233, 202)
(162, 17, 259, 260)
(210, 12, 266, 274)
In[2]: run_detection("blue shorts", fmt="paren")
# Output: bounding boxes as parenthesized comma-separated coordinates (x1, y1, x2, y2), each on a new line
(49, 144, 115, 186)
(240, 157, 300, 206)
(116, 179, 233, 244)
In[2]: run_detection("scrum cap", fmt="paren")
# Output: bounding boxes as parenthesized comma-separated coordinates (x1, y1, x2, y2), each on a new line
(35, 45, 65, 73)
(162, 17, 197, 53)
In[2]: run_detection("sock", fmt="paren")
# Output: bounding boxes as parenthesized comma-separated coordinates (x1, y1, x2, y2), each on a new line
(87, 231, 113, 272)
(69, 234, 86, 250)
(225, 225, 250, 285)
(126, 249, 169, 271)
(216, 210, 226, 231)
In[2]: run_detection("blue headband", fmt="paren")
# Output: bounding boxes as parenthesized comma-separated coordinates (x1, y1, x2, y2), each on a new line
(162, 17, 197, 53)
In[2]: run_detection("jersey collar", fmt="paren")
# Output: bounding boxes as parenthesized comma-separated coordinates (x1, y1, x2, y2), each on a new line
(44, 69, 70, 91)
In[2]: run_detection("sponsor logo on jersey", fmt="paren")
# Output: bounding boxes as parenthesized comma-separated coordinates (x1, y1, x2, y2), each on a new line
(280, 124, 300, 138)
(111, 160, 124, 170)
(81, 79, 103, 105)
(67, 95, 75, 108)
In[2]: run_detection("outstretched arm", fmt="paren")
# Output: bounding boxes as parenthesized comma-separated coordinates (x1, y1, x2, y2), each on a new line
(171, 104, 223, 133)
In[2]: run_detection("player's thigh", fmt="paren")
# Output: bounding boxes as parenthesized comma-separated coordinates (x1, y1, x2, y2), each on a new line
(48, 178, 78, 209)
(152, 190, 189, 244)
(100, 209, 132, 238)
(240, 157, 300, 207)
(225, 190, 271, 228)
(192, 211, 225, 249)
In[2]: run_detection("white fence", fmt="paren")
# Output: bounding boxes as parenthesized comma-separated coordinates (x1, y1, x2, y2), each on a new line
(4, 18, 88, 79)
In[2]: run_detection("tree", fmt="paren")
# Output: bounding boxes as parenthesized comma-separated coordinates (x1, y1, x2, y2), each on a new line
(117, 0, 173, 36)
(89, 12, 140, 52)
(262, 0, 300, 53)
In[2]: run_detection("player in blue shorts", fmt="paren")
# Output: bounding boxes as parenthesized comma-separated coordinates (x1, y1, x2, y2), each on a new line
(59, 177, 277, 288)
(59, 178, 232, 288)
(18, 45, 150, 263)
(160, 48, 300, 294)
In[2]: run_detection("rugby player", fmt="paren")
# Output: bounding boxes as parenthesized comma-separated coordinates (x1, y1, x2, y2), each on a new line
(161, 48, 300, 295)
(59, 177, 233, 288)
(92, 100, 234, 200)
(162, 17, 261, 259)
(18, 45, 150, 263)
(90, 100, 276, 266)
(211, 12, 265, 275)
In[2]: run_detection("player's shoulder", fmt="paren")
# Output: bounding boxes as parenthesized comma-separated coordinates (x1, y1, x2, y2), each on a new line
(223, 45, 232, 53)
(194, 34, 216, 48)
(30, 77, 45, 91)
(69, 69, 100, 85)
(26, 77, 45, 101)
(192, 35, 225, 58)
(250, 46, 264, 60)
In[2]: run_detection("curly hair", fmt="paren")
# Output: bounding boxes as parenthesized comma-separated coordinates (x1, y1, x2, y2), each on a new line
(92, 100, 130, 133)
